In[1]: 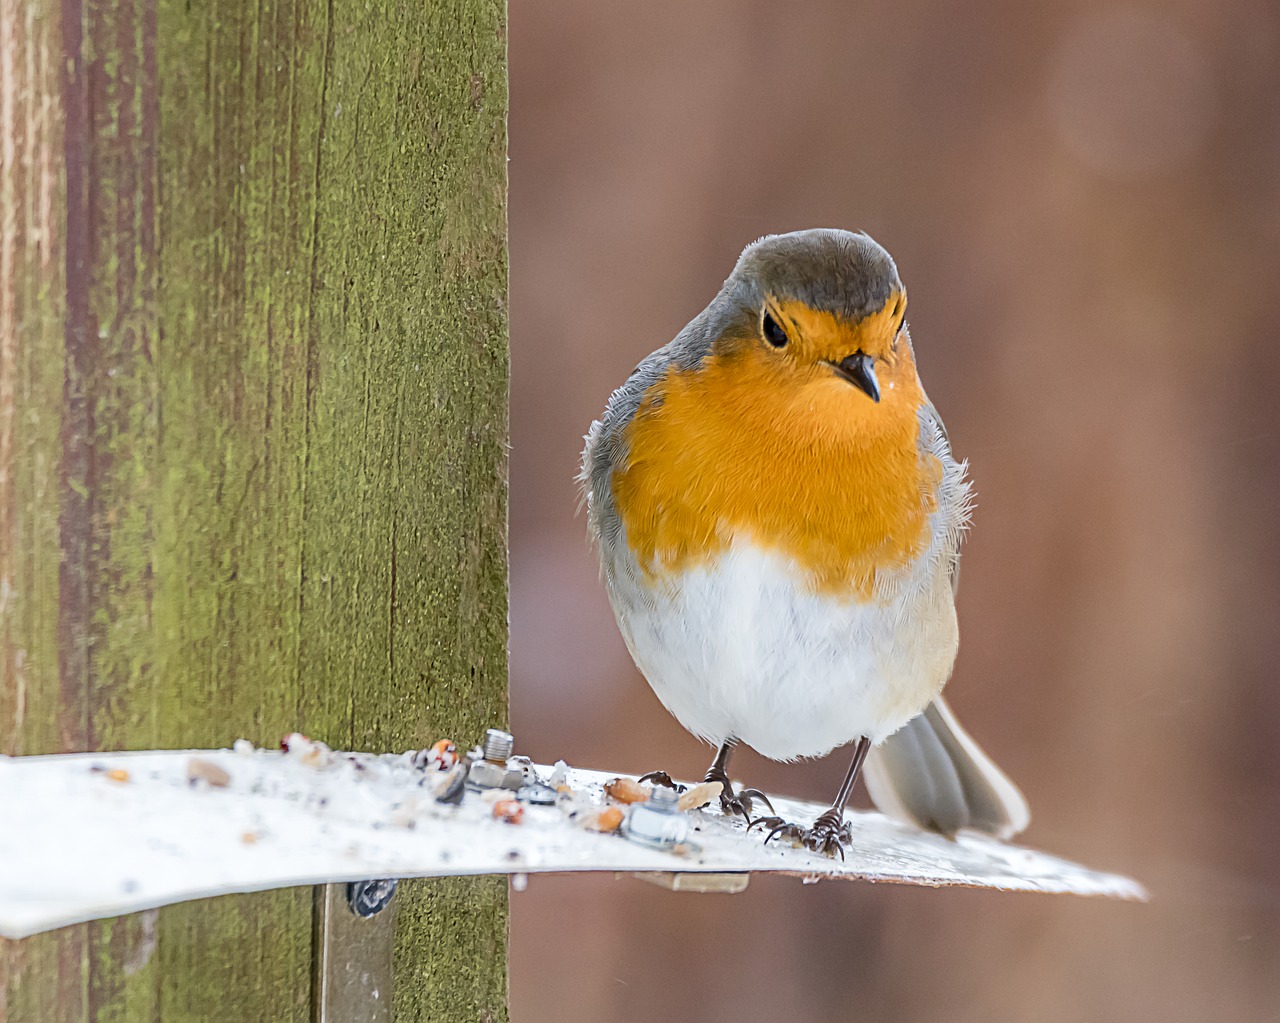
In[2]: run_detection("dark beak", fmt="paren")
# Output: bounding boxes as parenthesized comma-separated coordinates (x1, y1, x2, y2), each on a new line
(830, 352, 880, 403)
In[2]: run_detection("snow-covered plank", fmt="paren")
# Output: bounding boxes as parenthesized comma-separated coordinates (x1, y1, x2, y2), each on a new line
(0, 744, 1145, 939)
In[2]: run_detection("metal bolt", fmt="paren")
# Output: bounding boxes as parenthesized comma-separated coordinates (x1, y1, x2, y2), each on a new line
(468, 728, 524, 791)
(346, 878, 398, 918)
(482, 729, 514, 762)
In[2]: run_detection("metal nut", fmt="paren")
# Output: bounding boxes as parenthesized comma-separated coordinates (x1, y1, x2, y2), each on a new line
(467, 759, 524, 791)
(623, 788, 689, 850)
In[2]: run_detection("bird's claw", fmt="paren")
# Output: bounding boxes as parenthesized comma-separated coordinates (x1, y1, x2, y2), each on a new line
(804, 810, 853, 859)
(748, 815, 805, 845)
(719, 785, 774, 821)
(638, 770, 687, 794)
(703, 765, 774, 822)
(748, 809, 851, 860)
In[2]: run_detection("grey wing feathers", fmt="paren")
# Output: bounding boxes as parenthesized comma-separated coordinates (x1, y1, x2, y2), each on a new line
(864, 697, 1030, 840)
(579, 354, 667, 554)
(580, 306, 725, 554)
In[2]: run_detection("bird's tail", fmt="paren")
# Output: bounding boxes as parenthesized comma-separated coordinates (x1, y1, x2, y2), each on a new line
(864, 697, 1030, 840)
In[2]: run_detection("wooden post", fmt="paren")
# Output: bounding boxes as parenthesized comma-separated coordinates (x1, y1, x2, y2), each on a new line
(0, 0, 510, 1018)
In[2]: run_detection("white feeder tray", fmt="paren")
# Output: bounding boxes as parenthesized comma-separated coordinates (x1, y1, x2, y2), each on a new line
(0, 744, 1145, 939)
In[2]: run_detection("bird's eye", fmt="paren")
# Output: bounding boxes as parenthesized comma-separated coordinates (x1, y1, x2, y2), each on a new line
(762, 311, 788, 347)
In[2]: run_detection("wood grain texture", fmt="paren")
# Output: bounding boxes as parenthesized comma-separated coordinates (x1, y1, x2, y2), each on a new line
(0, 0, 509, 1018)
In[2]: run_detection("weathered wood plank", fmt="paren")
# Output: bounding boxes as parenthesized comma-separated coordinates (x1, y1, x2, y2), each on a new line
(0, 0, 509, 1016)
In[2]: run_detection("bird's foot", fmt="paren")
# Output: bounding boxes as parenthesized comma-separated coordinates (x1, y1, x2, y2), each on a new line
(748, 808, 852, 860)
(702, 764, 774, 821)
(637, 770, 686, 794)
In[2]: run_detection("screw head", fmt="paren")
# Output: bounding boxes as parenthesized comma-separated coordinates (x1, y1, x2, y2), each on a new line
(517, 782, 557, 805)
(347, 878, 398, 918)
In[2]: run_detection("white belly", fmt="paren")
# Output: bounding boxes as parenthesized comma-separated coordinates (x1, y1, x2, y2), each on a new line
(606, 543, 958, 760)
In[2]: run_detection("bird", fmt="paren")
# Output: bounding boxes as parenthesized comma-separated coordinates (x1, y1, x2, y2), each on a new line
(580, 228, 1028, 857)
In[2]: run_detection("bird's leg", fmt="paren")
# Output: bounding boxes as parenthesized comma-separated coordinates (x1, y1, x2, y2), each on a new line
(749, 736, 871, 860)
(701, 740, 774, 820)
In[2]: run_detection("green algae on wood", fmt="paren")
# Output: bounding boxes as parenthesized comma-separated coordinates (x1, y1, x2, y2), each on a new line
(0, 0, 510, 1018)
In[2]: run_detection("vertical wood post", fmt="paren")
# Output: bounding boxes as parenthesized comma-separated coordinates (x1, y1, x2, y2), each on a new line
(0, 0, 510, 1019)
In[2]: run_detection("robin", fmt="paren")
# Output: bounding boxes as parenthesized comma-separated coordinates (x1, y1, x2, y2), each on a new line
(580, 229, 1028, 857)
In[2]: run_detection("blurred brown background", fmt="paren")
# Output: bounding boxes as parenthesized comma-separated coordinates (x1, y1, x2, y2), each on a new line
(506, 2, 1280, 1020)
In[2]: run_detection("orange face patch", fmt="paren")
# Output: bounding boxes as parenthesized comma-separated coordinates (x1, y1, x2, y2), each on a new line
(612, 298, 937, 601)
(770, 294, 906, 364)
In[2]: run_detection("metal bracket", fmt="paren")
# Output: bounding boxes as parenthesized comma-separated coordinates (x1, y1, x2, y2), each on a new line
(625, 871, 751, 894)
(312, 882, 397, 1022)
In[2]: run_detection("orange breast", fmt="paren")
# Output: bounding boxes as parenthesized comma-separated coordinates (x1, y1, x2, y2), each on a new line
(612, 342, 939, 601)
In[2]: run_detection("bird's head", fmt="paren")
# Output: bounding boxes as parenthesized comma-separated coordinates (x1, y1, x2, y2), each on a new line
(703, 229, 919, 428)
